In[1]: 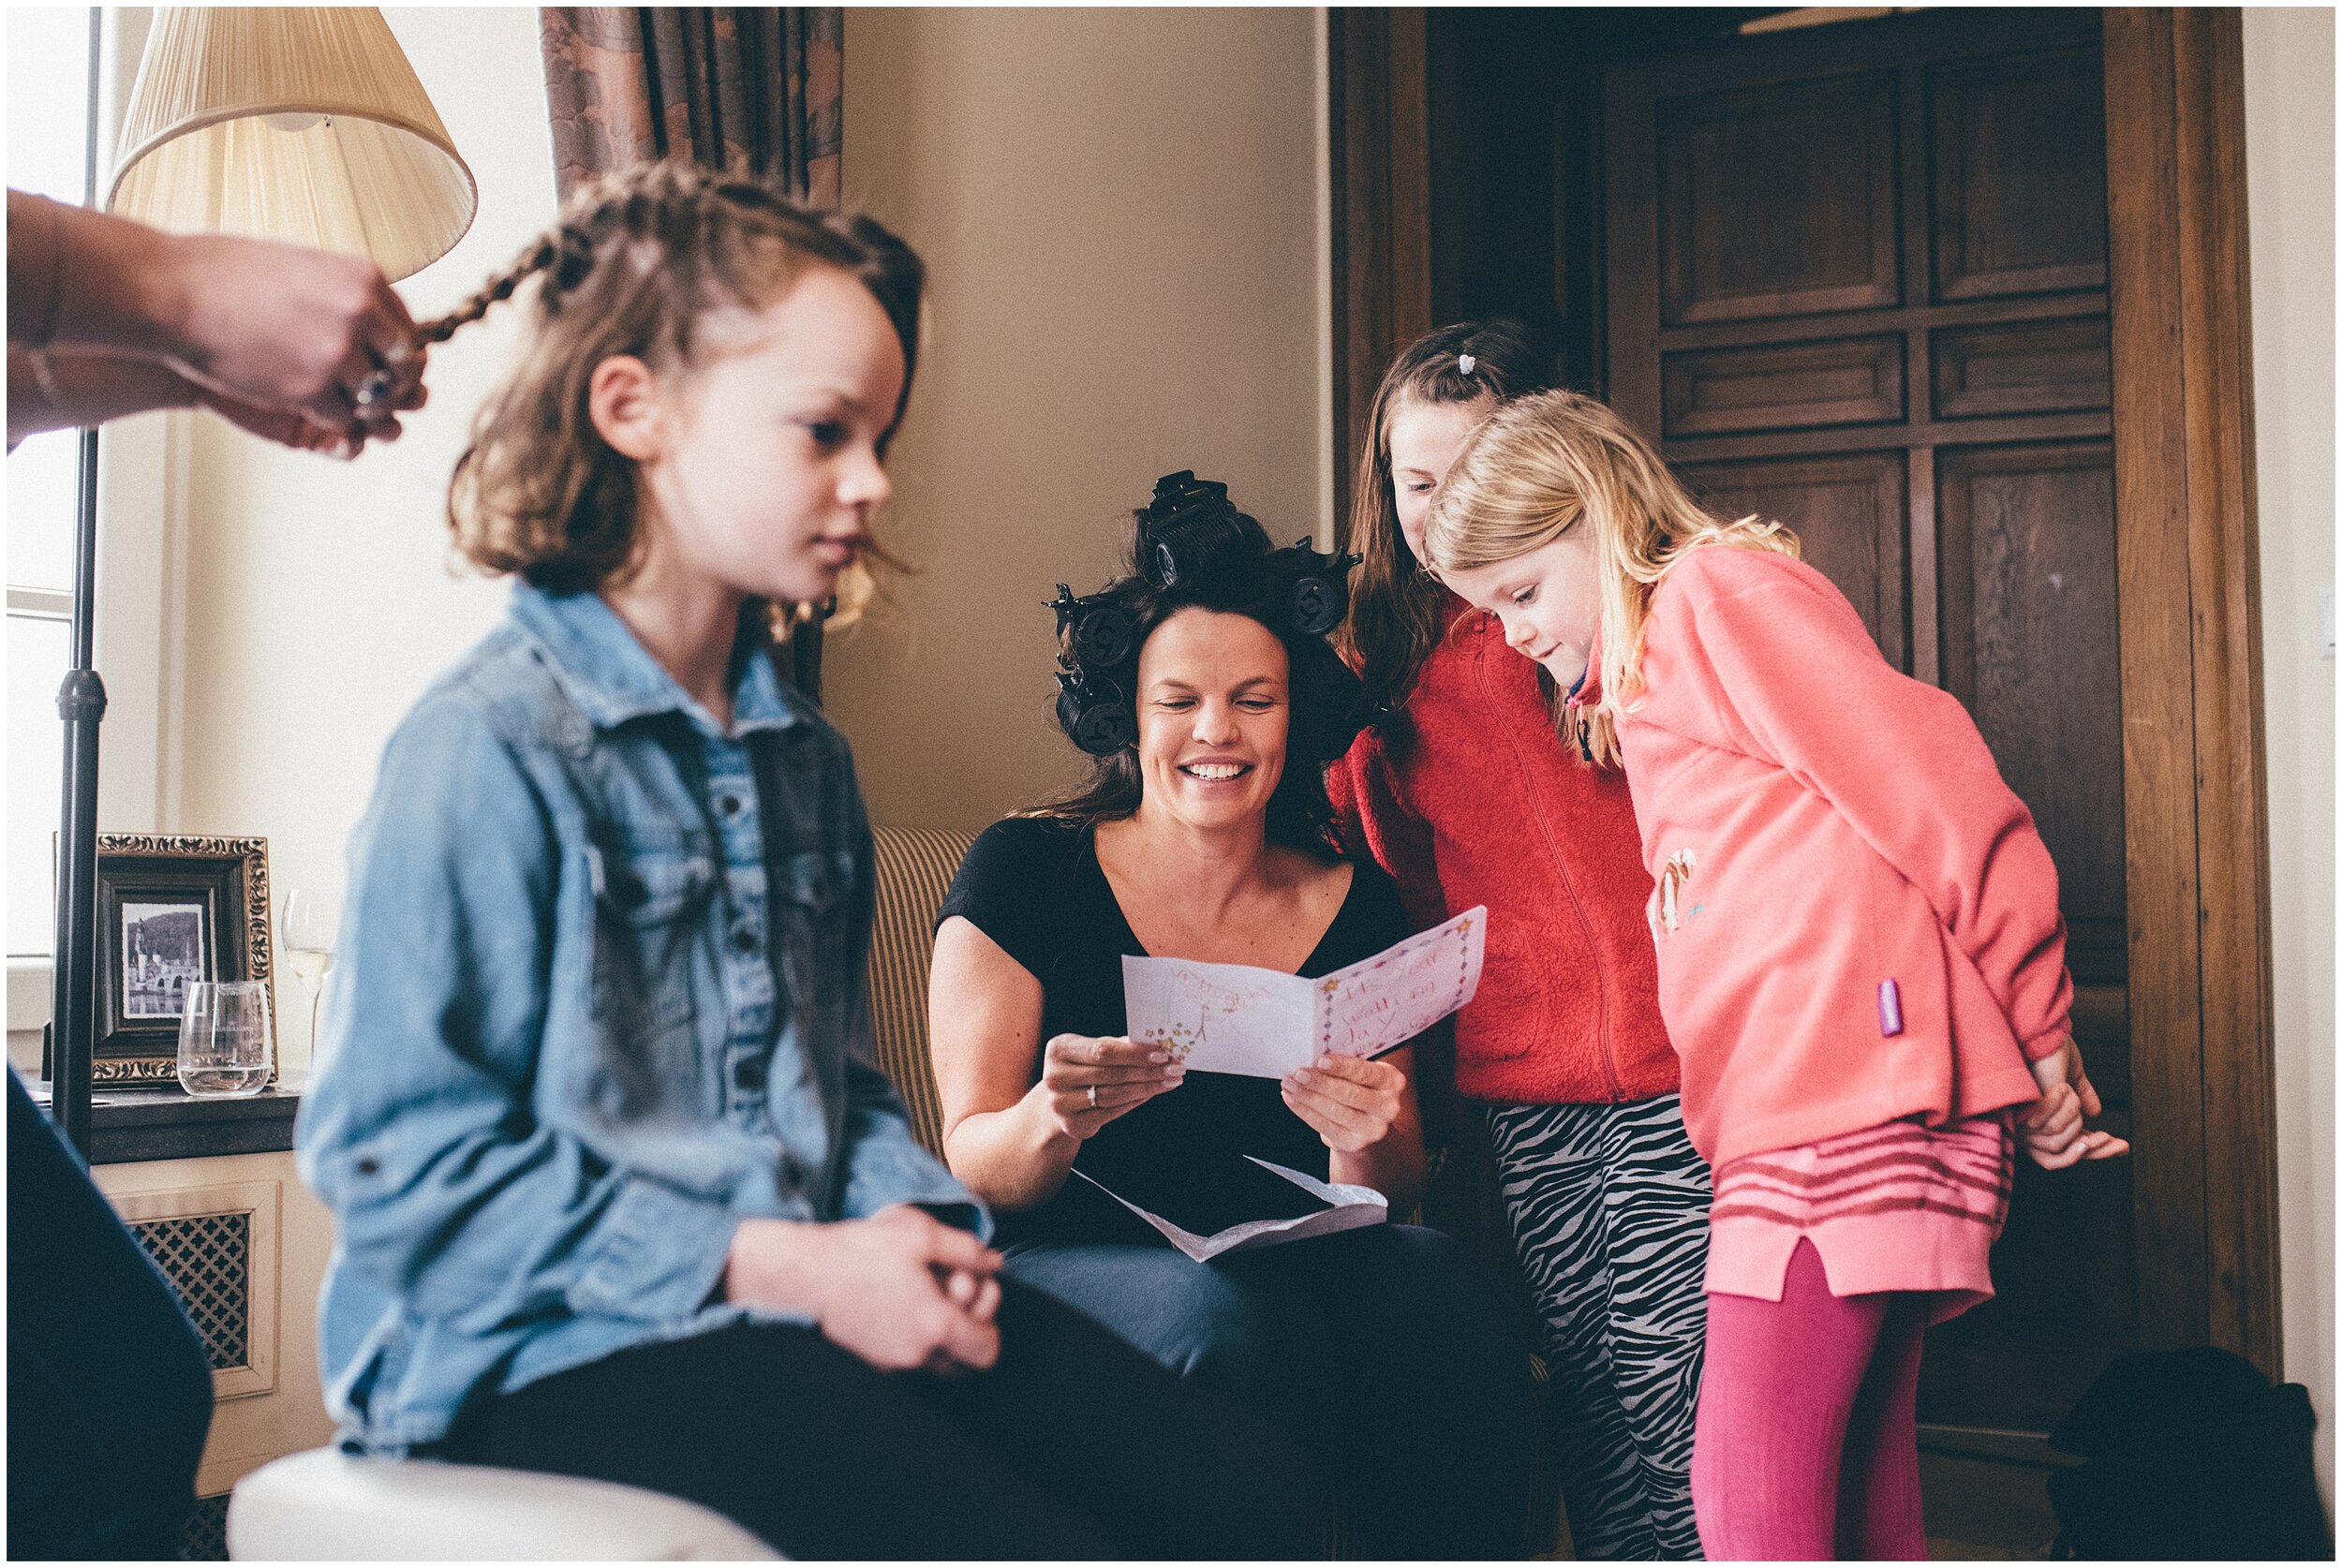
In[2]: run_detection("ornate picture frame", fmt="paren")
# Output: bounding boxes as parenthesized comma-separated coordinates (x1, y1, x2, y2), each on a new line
(88, 836, 274, 1086)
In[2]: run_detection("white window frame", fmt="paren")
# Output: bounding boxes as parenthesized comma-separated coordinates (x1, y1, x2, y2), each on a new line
(9, 7, 183, 1046)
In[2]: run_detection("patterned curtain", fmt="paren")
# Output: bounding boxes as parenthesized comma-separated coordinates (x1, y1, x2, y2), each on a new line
(539, 7, 844, 696)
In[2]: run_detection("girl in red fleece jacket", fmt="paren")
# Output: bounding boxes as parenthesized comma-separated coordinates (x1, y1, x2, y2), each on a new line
(1329, 324, 1710, 1561)
(1421, 388, 2128, 1561)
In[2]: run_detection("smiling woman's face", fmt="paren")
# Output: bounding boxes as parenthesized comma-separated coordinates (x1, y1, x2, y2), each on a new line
(1133, 607, 1291, 836)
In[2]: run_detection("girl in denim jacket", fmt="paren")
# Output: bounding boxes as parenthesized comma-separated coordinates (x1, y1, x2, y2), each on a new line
(296, 161, 1314, 1560)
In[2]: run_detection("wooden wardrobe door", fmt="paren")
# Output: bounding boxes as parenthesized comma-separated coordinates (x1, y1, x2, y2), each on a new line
(1606, 9, 2136, 1438)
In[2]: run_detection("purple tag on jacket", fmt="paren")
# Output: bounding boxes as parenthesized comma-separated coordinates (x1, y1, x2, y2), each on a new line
(1878, 978, 1905, 1038)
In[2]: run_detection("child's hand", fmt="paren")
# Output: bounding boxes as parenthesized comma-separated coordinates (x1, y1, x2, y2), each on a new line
(2018, 1037, 2130, 1169)
(721, 1206, 1003, 1373)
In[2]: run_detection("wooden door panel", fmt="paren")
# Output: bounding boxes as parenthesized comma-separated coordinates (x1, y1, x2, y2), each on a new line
(1682, 452, 1908, 672)
(1656, 72, 1902, 325)
(1661, 333, 1906, 437)
(1935, 442, 2128, 987)
(1931, 317, 2112, 420)
(1930, 48, 2110, 300)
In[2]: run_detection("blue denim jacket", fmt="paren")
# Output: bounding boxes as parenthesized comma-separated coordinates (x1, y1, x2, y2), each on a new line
(296, 584, 982, 1452)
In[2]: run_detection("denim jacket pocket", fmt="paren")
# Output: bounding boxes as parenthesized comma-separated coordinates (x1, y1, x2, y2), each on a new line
(590, 844, 716, 1031)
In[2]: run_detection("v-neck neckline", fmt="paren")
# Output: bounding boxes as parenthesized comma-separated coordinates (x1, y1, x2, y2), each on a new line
(1082, 828, 1356, 976)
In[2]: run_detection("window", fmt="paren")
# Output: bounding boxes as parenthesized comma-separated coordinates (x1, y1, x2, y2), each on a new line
(7, 8, 96, 959)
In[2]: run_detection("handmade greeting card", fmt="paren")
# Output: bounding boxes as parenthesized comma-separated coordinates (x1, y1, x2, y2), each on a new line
(1120, 906, 1487, 1078)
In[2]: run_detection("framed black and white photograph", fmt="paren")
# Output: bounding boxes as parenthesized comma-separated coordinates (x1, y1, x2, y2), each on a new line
(84, 836, 274, 1085)
(121, 900, 209, 1019)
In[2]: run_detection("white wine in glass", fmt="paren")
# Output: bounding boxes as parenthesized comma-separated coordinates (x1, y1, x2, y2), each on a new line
(278, 888, 339, 1079)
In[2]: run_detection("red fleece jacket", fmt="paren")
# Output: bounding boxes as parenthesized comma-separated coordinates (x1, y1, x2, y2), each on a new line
(1583, 545, 2069, 1166)
(1327, 590, 1679, 1106)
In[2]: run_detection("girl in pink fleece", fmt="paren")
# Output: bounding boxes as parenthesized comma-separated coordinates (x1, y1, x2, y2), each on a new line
(1420, 390, 2128, 1561)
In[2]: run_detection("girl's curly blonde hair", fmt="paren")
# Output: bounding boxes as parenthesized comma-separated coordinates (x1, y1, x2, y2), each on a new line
(1421, 389, 1798, 766)
(418, 158, 922, 631)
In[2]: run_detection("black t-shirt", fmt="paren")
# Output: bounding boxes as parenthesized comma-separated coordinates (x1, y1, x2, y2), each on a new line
(937, 815, 1418, 1248)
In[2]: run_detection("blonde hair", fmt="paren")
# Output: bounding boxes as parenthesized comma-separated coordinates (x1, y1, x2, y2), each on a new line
(418, 159, 924, 634)
(1421, 390, 1798, 765)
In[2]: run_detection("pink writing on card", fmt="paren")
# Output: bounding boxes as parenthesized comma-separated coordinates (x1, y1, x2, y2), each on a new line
(1315, 907, 1486, 1059)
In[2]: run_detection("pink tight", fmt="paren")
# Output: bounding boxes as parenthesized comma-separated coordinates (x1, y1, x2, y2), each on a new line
(1690, 1238, 1931, 1561)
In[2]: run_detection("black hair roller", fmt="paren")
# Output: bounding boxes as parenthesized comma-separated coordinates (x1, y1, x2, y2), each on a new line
(1055, 666, 1136, 755)
(1265, 538, 1363, 637)
(1045, 584, 1138, 669)
(1141, 470, 1253, 590)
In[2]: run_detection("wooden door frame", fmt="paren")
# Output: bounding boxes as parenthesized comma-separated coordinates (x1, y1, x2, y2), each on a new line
(1327, 7, 1433, 540)
(2100, 7, 2279, 1375)
(1329, 6, 2283, 1378)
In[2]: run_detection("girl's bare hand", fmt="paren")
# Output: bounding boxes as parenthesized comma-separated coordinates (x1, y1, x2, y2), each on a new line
(1030, 1033, 1184, 1142)
(722, 1206, 1002, 1373)
(1282, 1053, 1407, 1154)
(2019, 1037, 2130, 1169)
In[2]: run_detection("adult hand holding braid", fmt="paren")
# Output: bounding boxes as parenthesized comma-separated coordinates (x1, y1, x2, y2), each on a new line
(7, 190, 427, 455)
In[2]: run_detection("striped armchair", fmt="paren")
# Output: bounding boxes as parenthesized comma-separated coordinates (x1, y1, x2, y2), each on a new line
(863, 825, 973, 1157)
(861, 824, 1564, 1559)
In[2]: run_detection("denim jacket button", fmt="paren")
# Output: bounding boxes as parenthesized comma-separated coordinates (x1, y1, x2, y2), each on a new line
(734, 1055, 767, 1092)
(731, 927, 758, 954)
(719, 794, 743, 817)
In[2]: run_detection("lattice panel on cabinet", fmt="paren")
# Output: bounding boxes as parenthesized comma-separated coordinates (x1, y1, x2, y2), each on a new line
(129, 1211, 251, 1371)
(182, 1493, 231, 1561)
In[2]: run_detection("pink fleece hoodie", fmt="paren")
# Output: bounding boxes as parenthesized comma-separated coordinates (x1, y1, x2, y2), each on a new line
(1573, 544, 2068, 1167)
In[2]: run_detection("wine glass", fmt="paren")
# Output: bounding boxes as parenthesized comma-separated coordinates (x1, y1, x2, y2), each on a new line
(177, 981, 274, 1098)
(278, 887, 340, 1082)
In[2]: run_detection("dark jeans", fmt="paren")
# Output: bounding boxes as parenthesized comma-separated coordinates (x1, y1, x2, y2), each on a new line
(1006, 1220, 1541, 1560)
(437, 1279, 1323, 1560)
(7, 1070, 214, 1561)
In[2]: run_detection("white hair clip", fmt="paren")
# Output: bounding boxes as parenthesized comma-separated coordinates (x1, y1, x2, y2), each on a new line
(1458, 353, 1477, 376)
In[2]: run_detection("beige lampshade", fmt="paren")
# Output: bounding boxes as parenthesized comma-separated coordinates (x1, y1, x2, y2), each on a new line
(107, 7, 476, 283)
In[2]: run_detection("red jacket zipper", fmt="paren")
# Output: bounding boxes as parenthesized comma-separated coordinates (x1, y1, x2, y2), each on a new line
(1473, 614, 1625, 1102)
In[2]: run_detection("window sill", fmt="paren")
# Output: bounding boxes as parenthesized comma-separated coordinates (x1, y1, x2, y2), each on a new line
(23, 1078, 300, 1165)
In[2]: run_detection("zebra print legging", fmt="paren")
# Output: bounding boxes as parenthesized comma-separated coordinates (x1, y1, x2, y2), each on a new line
(1485, 1094, 1712, 1561)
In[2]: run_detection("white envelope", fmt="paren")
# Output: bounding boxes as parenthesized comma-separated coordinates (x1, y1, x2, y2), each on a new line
(1120, 906, 1488, 1078)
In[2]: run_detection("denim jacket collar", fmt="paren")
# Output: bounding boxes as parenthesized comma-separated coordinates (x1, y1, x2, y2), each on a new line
(509, 584, 802, 737)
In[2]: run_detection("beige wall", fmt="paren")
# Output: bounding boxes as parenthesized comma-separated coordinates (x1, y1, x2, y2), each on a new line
(2242, 6, 2336, 1512)
(827, 7, 1327, 832)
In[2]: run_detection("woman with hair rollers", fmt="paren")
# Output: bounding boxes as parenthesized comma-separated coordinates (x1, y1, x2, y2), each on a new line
(928, 476, 1537, 1560)
(1421, 389, 2127, 1560)
(295, 161, 1317, 1561)
(1329, 323, 1710, 1559)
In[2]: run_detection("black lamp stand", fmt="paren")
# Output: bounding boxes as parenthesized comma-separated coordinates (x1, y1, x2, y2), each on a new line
(47, 14, 106, 1160)
(48, 426, 104, 1161)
